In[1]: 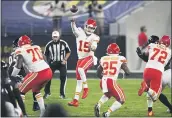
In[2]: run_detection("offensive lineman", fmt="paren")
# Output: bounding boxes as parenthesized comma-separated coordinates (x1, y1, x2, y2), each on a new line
(95, 43, 130, 117)
(136, 35, 172, 116)
(11, 35, 53, 116)
(8, 38, 40, 111)
(138, 35, 171, 116)
(68, 18, 100, 107)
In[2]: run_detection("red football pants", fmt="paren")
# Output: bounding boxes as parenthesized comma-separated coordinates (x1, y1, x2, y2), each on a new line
(100, 78, 125, 103)
(143, 68, 162, 94)
(76, 56, 94, 80)
(19, 68, 52, 93)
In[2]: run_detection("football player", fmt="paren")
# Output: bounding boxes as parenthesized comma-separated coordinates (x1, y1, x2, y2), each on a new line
(1, 61, 24, 117)
(94, 43, 130, 117)
(138, 35, 171, 116)
(8, 38, 40, 111)
(11, 35, 53, 116)
(68, 18, 100, 107)
(136, 35, 172, 115)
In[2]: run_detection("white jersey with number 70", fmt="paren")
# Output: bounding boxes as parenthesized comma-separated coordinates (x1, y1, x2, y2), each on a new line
(15, 45, 49, 72)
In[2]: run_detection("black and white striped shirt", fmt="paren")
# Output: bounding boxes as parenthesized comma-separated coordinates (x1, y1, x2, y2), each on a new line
(44, 40, 71, 62)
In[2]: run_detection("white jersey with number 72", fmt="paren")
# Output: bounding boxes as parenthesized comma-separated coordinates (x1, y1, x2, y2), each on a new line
(145, 43, 171, 72)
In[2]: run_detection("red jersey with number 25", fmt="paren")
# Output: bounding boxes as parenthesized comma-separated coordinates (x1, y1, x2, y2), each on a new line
(100, 54, 127, 80)
(145, 43, 171, 72)
(15, 45, 49, 72)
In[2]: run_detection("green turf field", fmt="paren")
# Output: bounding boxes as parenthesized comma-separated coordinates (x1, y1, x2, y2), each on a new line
(25, 79, 171, 117)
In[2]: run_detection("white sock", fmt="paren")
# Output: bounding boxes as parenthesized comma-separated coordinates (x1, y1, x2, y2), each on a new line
(98, 95, 109, 108)
(147, 88, 158, 101)
(35, 93, 45, 117)
(78, 68, 88, 88)
(83, 81, 88, 88)
(107, 101, 122, 115)
(147, 93, 153, 108)
(74, 80, 83, 100)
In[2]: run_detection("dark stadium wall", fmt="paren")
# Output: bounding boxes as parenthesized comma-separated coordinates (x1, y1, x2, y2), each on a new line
(1, 35, 126, 70)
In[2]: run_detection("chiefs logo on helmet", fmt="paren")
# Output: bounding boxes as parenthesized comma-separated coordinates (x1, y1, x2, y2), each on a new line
(84, 18, 97, 35)
(18, 35, 32, 47)
(106, 43, 120, 54)
(159, 35, 171, 47)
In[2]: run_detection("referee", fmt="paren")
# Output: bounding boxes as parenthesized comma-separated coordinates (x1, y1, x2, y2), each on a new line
(43, 30, 71, 99)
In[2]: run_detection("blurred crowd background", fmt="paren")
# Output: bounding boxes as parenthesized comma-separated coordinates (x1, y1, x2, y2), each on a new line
(1, 0, 171, 77)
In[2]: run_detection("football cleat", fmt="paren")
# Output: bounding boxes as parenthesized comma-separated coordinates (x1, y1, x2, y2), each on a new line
(59, 95, 66, 99)
(138, 81, 148, 96)
(82, 88, 89, 99)
(32, 101, 40, 111)
(167, 108, 172, 113)
(68, 99, 79, 107)
(148, 111, 154, 117)
(94, 103, 100, 117)
(43, 93, 51, 99)
(102, 111, 110, 117)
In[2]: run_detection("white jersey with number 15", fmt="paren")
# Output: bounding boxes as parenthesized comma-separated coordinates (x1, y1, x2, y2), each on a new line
(71, 22, 100, 59)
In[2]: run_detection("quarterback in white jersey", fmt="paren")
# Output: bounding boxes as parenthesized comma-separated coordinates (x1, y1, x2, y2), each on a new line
(68, 18, 100, 107)
(11, 35, 52, 116)
(94, 43, 130, 117)
(138, 35, 171, 116)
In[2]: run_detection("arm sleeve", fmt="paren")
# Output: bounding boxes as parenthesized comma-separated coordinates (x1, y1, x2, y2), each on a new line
(44, 43, 50, 57)
(71, 22, 80, 37)
(65, 42, 71, 53)
(164, 57, 171, 70)
(140, 53, 149, 62)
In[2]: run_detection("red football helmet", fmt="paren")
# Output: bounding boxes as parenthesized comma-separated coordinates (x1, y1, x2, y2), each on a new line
(159, 35, 171, 47)
(84, 18, 97, 35)
(18, 35, 32, 47)
(106, 43, 120, 54)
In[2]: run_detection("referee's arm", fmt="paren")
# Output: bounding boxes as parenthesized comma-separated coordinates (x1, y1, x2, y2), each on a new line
(64, 42, 71, 61)
(44, 42, 51, 63)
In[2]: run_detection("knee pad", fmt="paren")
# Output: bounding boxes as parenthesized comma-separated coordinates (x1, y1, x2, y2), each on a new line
(148, 92, 158, 102)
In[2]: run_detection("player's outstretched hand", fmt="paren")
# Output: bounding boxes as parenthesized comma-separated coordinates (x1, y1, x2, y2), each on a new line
(136, 47, 142, 56)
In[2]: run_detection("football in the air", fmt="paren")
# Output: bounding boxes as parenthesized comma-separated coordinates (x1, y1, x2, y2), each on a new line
(70, 5, 78, 13)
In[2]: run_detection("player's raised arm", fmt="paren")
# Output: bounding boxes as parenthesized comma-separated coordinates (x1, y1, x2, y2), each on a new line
(71, 18, 80, 37)
(136, 47, 149, 62)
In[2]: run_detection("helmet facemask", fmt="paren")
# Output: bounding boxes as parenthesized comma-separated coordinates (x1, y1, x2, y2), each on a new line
(84, 24, 96, 35)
